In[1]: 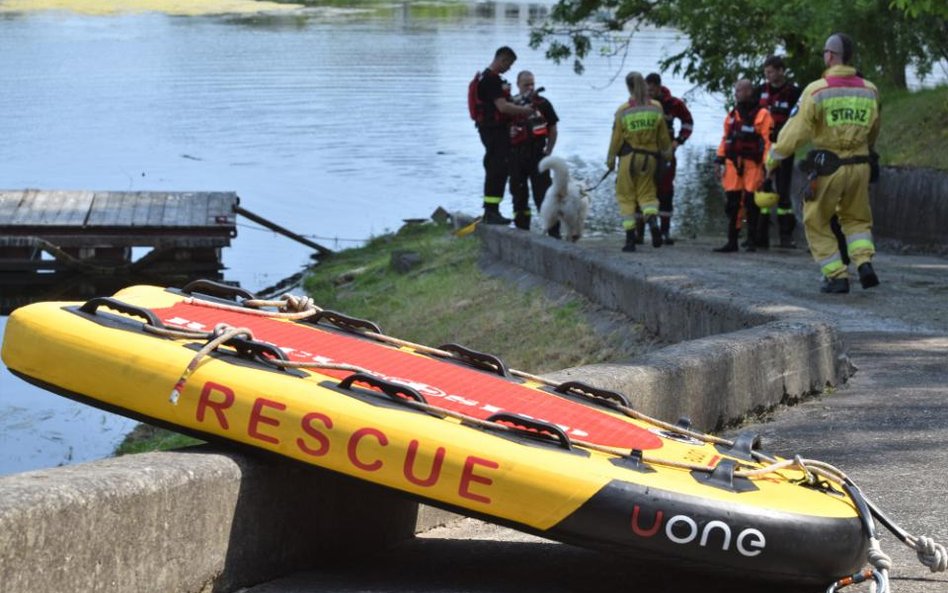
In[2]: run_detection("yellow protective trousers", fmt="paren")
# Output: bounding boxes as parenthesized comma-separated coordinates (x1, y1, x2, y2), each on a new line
(616, 153, 659, 230)
(803, 163, 875, 279)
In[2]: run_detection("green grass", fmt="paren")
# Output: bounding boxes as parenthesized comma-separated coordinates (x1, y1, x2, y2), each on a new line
(876, 85, 948, 170)
(303, 222, 650, 373)
(116, 221, 655, 454)
(114, 423, 202, 456)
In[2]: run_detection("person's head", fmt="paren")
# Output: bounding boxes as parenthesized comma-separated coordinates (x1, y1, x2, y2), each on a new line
(645, 72, 663, 100)
(823, 33, 854, 67)
(491, 46, 518, 73)
(517, 71, 535, 96)
(734, 78, 754, 104)
(763, 55, 786, 86)
(625, 71, 648, 105)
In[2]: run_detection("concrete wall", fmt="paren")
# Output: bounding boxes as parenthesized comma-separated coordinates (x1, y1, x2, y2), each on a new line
(0, 446, 456, 593)
(870, 166, 948, 251)
(790, 166, 948, 253)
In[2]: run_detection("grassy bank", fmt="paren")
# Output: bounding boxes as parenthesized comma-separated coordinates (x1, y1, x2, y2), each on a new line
(117, 222, 656, 455)
(876, 84, 948, 170)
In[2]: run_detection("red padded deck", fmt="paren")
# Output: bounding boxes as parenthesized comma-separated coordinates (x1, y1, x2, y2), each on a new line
(156, 302, 663, 451)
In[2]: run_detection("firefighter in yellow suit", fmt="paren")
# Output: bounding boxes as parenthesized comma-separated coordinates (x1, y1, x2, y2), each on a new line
(607, 71, 673, 252)
(766, 33, 881, 294)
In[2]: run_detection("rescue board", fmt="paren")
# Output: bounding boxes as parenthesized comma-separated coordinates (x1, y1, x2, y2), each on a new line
(0, 282, 878, 584)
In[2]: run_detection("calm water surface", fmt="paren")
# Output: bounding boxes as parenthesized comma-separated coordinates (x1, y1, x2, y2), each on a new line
(4, 2, 939, 475)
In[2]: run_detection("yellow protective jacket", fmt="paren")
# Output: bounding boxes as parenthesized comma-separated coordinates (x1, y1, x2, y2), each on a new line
(606, 99, 672, 167)
(770, 65, 880, 161)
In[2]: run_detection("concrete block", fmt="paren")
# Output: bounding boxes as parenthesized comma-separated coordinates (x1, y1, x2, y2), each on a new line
(0, 446, 420, 593)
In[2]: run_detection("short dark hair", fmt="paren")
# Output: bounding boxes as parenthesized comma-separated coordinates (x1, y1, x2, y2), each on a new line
(836, 33, 854, 64)
(763, 55, 786, 70)
(645, 73, 662, 85)
(495, 46, 517, 61)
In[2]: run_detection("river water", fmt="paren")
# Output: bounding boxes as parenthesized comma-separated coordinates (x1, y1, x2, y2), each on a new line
(0, 2, 941, 476)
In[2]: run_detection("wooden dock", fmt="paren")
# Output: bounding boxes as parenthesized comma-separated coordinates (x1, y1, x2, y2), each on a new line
(0, 189, 238, 276)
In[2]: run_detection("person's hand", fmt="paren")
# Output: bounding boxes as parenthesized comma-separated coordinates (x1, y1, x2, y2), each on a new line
(671, 140, 680, 152)
(765, 155, 780, 176)
(606, 159, 615, 172)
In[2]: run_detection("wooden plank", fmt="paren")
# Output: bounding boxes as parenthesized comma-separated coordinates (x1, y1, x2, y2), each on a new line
(161, 193, 183, 227)
(86, 192, 117, 226)
(145, 193, 167, 226)
(0, 191, 26, 224)
(8, 189, 41, 225)
(178, 192, 196, 228)
(48, 191, 94, 226)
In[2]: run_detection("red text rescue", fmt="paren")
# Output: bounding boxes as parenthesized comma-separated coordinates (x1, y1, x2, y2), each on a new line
(195, 381, 500, 504)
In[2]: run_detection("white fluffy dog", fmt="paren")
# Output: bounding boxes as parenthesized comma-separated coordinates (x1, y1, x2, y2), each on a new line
(538, 155, 590, 242)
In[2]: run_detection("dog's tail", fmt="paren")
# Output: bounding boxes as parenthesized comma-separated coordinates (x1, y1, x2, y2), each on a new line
(538, 155, 569, 201)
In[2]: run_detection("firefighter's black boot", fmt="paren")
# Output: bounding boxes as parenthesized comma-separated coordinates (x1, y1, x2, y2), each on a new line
(820, 276, 850, 294)
(756, 216, 770, 250)
(647, 215, 663, 248)
(778, 213, 796, 248)
(635, 217, 645, 244)
(513, 211, 531, 230)
(483, 206, 511, 226)
(622, 230, 637, 252)
(660, 215, 675, 245)
(858, 262, 880, 289)
(714, 219, 739, 253)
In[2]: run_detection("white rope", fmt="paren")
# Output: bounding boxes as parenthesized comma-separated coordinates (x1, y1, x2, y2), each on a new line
(908, 535, 947, 573)
(867, 538, 891, 593)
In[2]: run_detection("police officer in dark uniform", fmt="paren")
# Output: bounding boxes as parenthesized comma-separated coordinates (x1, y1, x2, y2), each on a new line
(508, 70, 560, 233)
(756, 55, 802, 248)
(472, 47, 536, 225)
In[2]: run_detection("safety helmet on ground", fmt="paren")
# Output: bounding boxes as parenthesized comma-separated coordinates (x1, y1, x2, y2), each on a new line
(754, 190, 779, 209)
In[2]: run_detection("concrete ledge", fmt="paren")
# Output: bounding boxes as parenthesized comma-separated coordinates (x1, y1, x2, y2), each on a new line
(0, 446, 428, 593)
(480, 225, 850, 431)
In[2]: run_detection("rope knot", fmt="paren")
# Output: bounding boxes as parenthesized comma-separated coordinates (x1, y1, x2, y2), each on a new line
(280, 293, 315, 313)
(868, 538, 892, 572)
(915, 535, 947, 573)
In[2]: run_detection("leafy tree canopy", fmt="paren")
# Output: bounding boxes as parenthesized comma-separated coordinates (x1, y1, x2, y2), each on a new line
(529, 0, 947, 94)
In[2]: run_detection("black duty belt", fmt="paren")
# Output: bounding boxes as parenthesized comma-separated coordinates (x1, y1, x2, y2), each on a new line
(799, 149, 871, 177)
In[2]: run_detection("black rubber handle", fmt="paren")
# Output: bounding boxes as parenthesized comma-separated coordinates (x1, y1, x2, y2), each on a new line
(311, 310, 382, 334)
(226, 336, 290, 364)
(554, 380, 631, 409)
(79, 297, 164, 328)
(437, 343, 509, 378)
(486, 412, 572, 450)
(338, 373, 427, 404)
(180, 279, 256, 301)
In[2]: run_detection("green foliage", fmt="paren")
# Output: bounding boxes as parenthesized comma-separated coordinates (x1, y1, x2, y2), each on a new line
(530, 0, 947, 93)
(875, 85, 948, 170)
